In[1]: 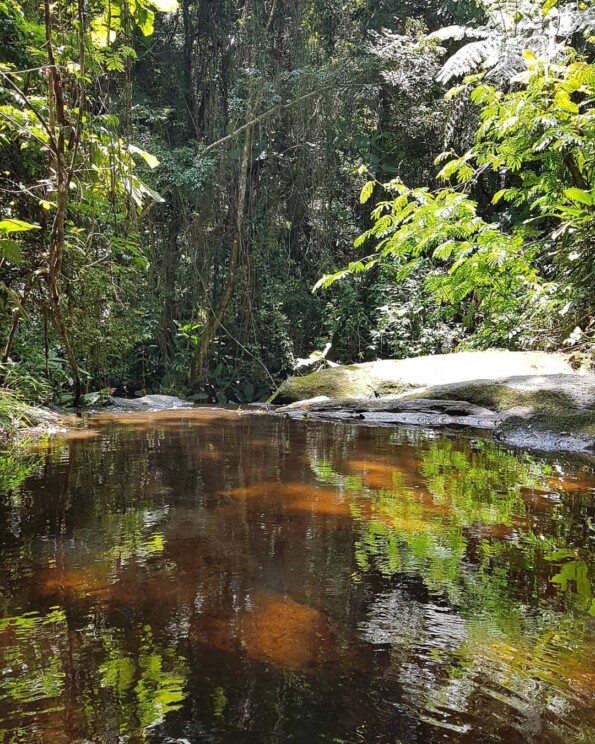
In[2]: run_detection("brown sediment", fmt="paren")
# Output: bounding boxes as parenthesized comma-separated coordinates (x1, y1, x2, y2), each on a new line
(221, 480, 368, 520)
(287, 488, 352, 517)
(188, 590, 335, 671)
(89, 408, 238, 428)
(547, 474, 595, 494)
(220, 482, 322, 501)
(32, 429, 103, 445)
(240, 590, 333, 670)
(343, 453, 427, 491)
(34, 566, 108, 598)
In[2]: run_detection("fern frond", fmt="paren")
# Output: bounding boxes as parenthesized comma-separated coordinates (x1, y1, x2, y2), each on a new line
(437, 39, 499, 84)
(429, 25, 490, 42)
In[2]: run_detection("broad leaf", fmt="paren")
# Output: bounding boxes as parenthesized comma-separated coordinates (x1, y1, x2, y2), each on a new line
(0, 239, 23, 264)
(564, 188, 593, 206)
(0, 218, 39, 233)
(129, 144, 160, 169)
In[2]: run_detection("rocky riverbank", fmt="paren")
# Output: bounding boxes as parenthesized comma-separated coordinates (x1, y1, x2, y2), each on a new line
(271, 351, 595, 455)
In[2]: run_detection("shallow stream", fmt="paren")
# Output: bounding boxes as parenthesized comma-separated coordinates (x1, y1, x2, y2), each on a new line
(0, 410, 594, 742)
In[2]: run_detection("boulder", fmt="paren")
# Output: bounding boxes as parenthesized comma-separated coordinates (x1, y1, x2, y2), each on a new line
(272, 354, 595, 455)
(109, 394, 193, 411)
(273, 350, 582, 404)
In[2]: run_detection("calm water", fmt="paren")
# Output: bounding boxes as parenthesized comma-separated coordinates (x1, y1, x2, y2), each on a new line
(0, 409, 594, 743)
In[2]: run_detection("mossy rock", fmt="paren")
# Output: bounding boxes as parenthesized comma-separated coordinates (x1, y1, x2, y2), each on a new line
(273, 351, 581, 405)
(272, 365, 414, 404)
(404, 374, 595, 414)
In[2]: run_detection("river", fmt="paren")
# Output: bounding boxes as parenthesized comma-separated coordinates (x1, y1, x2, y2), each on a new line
(0, 409, 594, 742)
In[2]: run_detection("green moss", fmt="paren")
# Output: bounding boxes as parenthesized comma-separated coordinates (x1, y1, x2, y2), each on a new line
(415, 383, 578, 414)
(273, 367, 412, 404)
(502, 411, 595, 437)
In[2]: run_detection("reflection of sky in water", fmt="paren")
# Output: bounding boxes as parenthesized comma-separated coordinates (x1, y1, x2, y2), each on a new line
(0, 411, 593, 743)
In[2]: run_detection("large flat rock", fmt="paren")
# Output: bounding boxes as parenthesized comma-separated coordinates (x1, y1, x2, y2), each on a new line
(273, 351, 582, 404)
(273, 358, 595, 455)
(109, 394, 193, 411)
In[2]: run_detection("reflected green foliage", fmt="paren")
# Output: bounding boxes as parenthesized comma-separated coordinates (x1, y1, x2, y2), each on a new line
(310, 431, 595, 741)
(99, 625, 188, 735)
(0, 443, 40, 492)
(0, 413, 594, 742)
(0, 608, 67, 706)
(311, 435, 594, 617)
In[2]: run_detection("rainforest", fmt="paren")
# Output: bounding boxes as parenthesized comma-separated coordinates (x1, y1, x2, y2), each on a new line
(0, 0, 593, 406)
(1, 1, 595, 743)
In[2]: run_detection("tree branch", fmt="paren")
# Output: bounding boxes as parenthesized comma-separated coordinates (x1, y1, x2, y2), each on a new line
(197, 83, 377, 158)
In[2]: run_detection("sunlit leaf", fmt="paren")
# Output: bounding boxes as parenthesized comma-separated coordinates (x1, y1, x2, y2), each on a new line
(360, 181, 375, 204)
(129, 144, 160, 169)
(0, 219, 39, 233)
(148, 0, 179, 12)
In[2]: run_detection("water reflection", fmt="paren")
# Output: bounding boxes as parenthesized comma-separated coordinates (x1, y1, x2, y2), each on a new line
(0, 411, 593, 743)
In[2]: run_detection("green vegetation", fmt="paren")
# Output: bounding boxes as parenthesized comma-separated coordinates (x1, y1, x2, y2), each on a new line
(1, 0, 594, 410)
(320, 1, 595, 351)
(310, 433, 595, 706)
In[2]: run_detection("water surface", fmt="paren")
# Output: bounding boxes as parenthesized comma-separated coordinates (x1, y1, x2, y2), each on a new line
(0, 410, 594, 743)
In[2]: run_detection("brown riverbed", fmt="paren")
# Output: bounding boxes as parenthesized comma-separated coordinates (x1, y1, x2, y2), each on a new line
(0, 409, 594, 743)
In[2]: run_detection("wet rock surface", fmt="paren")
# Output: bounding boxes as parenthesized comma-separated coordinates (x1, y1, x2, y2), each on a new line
(108, 394, 194, 411)
(278, 395, 500, 431)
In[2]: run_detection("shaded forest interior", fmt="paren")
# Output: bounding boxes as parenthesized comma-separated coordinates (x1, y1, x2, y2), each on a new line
(1, 0, 595, 405)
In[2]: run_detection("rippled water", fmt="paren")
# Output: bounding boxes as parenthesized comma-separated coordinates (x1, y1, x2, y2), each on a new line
(0, 409, 594, 743)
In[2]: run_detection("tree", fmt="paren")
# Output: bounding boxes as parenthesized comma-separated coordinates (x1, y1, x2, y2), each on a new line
(317, 1, 595, 351)
(0, 0, 174, 402)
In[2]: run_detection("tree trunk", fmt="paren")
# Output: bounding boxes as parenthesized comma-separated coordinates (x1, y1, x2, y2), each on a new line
(157, 204, 182, 361)
(191, 124, 253, 386)
(44, 0, 83, 404)
(47, 178, 83, 403)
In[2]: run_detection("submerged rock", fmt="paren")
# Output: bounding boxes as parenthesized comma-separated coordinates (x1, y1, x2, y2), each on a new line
(495, 411, 595, 454)
(279, 395, 500, 430)
(272, 353, 595, 455)
(109, 394, 193, 411)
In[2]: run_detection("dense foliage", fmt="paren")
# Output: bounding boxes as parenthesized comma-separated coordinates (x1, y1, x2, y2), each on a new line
(1, 0, 594, 406)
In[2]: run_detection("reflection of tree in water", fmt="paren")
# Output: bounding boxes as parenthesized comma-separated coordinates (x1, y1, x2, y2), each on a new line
(0, 415, 594, 742)
(308, 431, 595, 741)
(0, 607, 187, 743)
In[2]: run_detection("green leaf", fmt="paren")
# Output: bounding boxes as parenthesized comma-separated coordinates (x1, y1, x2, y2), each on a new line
(135, 6, 155, 36)
(564, 188, 592, 206)
(0, 218, 39, 233)
(148, 0, 178, 11)
(0, 238, 23, 264)
(360, 181, 375, 204)
(138, 180, 165, 203)
(129, 144, 160, 169)
(545, 548, 577, 561)
(542, 0, 558, 15)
